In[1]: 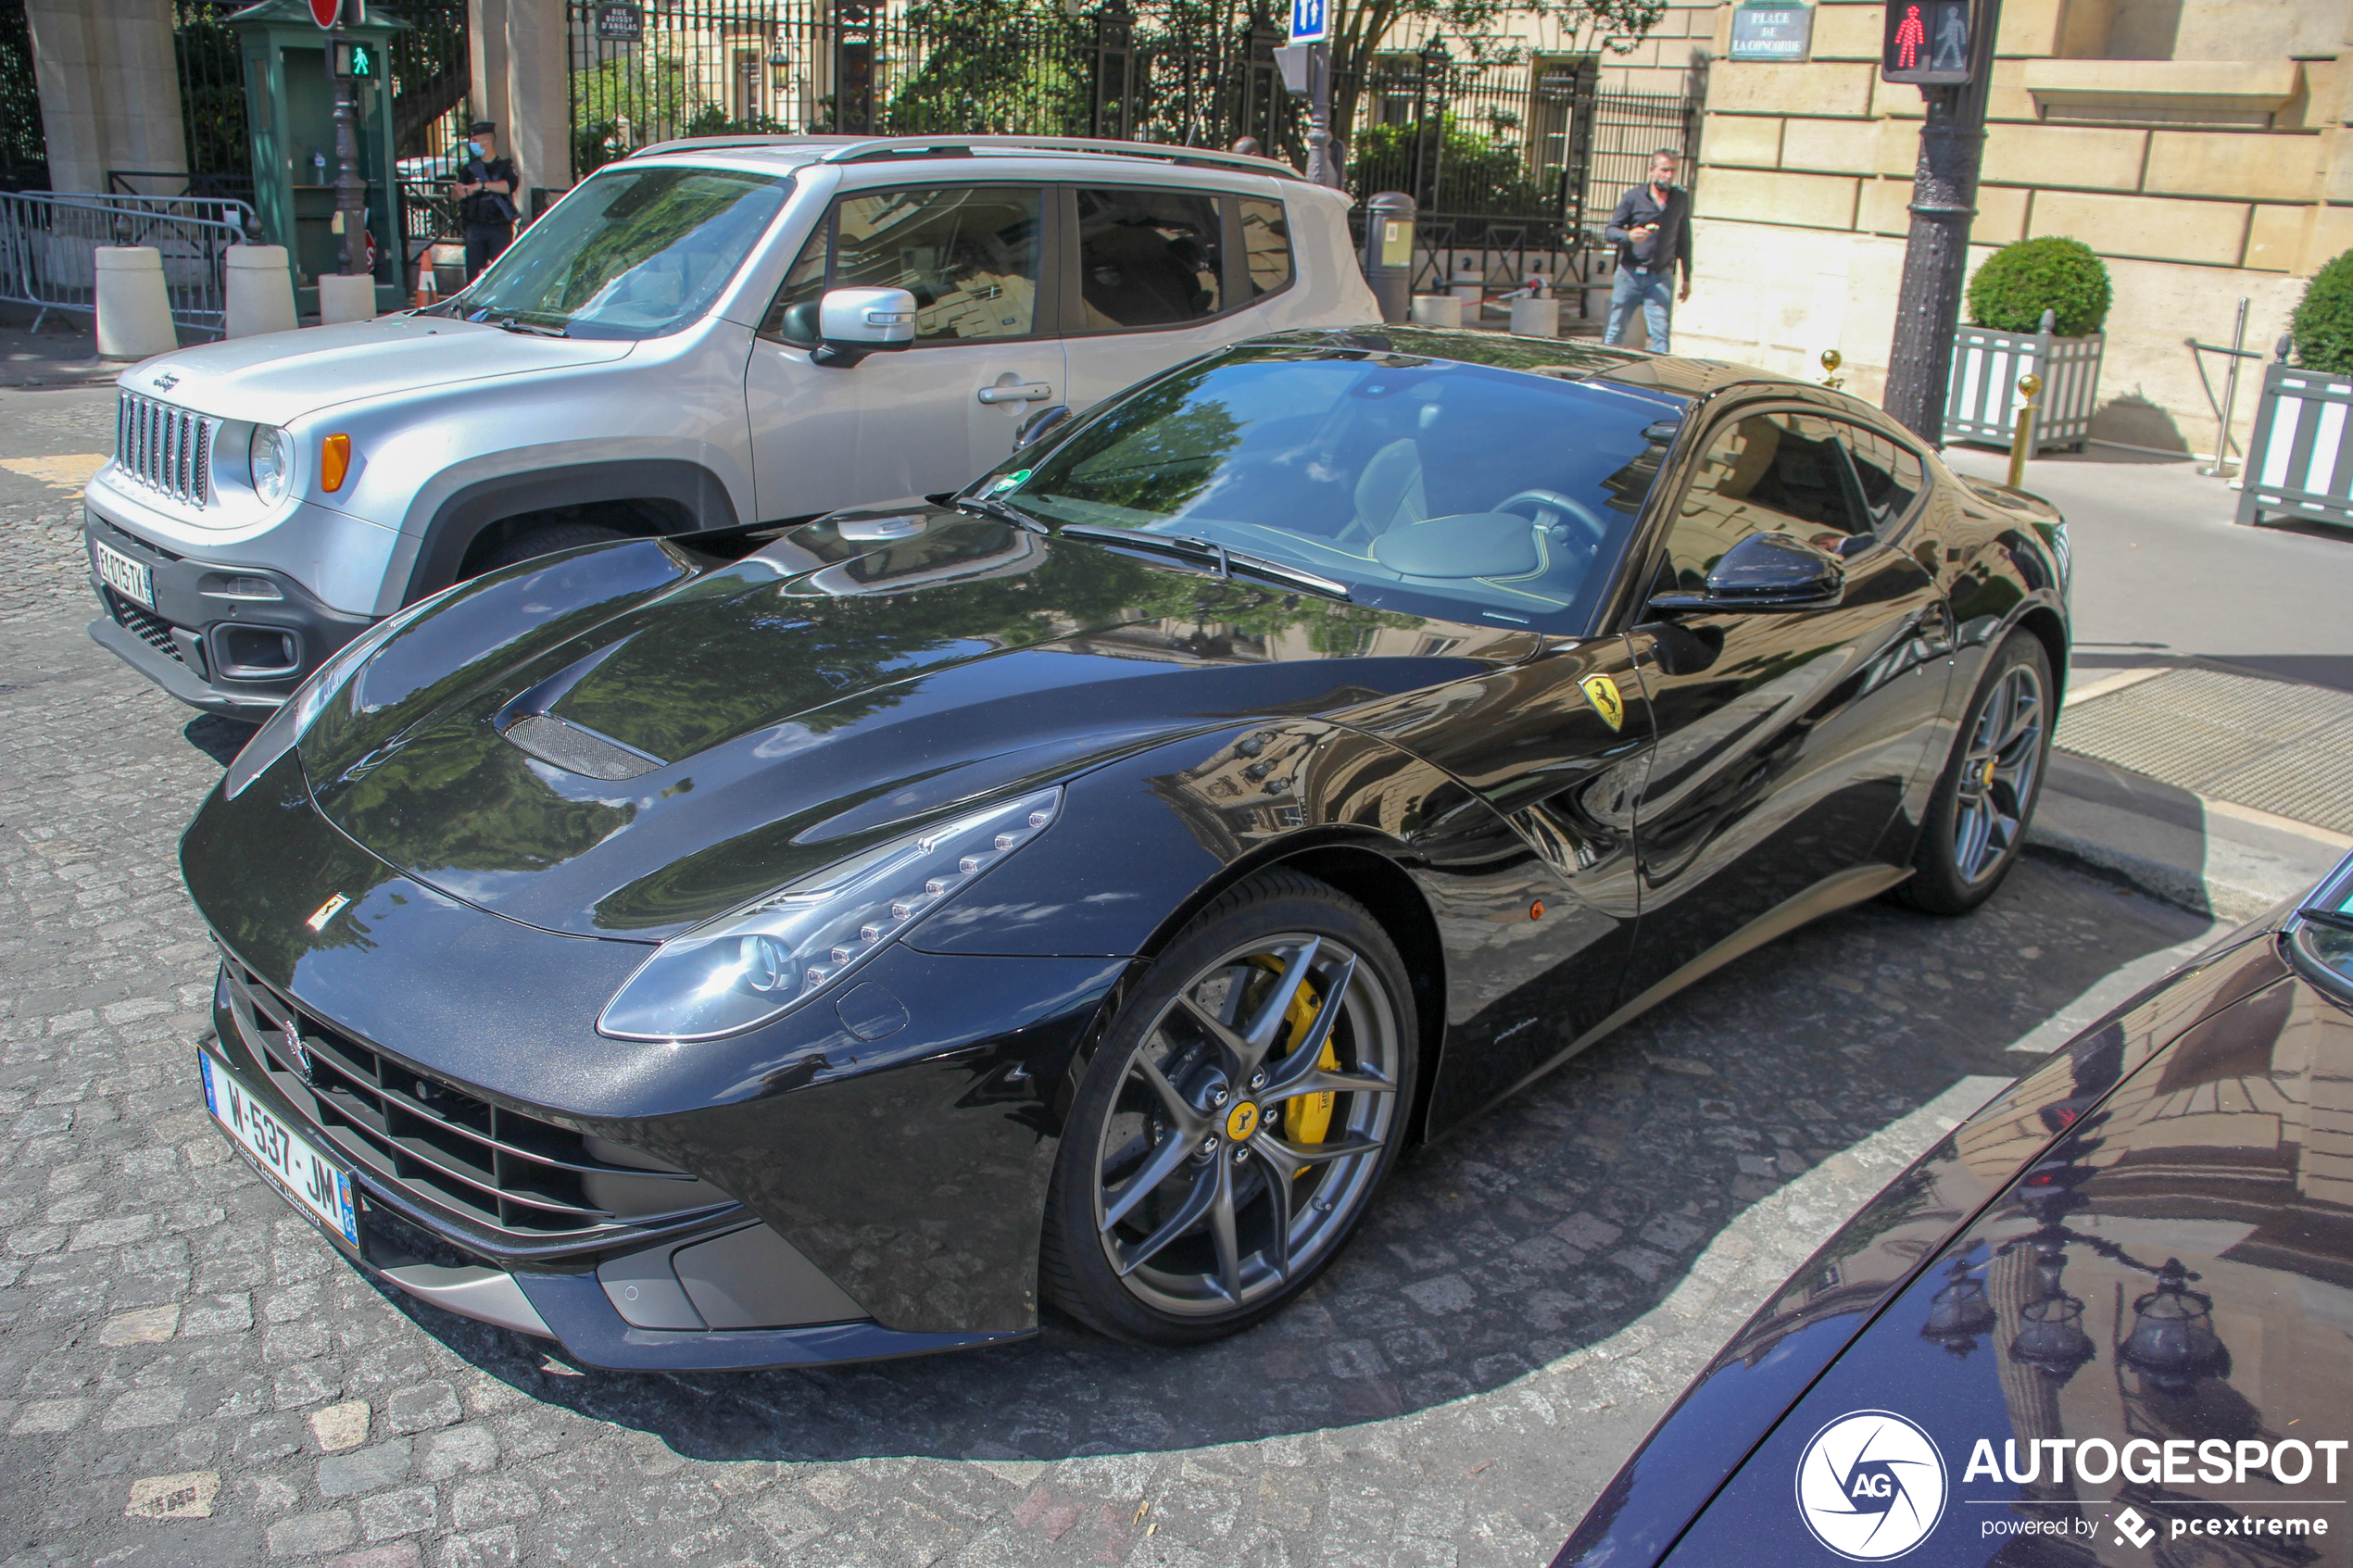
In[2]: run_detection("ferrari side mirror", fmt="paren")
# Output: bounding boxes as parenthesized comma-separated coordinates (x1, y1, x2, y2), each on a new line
(1648, 531, 1845, 614)
(811, 286, 918, 368)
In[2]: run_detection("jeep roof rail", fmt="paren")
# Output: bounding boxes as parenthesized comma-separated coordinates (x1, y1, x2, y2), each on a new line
(627, 132, 1309, 182)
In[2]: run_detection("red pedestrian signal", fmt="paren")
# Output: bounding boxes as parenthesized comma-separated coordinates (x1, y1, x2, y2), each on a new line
(1882, 0, 1974, 83)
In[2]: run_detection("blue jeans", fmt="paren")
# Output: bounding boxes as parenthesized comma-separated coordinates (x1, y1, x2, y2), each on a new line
(1604, 267, 1674, 352)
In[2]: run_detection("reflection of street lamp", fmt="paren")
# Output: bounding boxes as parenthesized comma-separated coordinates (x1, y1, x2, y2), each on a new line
(2120, 1259, 2224, 1396)
(2010, 1237, 2095, 1382)
(1920, 1256, 1995, 1356)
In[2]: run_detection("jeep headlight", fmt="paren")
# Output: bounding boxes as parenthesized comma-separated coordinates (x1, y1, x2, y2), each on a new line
(249, 425, 294, 506)
(598, 788, 1063, 1042)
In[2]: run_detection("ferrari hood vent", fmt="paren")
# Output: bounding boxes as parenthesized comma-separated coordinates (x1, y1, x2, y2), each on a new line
(498, 713, 663, 781)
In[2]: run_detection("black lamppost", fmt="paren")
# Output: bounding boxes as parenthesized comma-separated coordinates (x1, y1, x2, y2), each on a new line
(1881, 0, 2006, 445)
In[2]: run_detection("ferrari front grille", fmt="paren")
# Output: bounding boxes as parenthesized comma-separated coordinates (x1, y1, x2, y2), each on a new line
(220, 960, 708, 1240)
(115, 392, 216, 507)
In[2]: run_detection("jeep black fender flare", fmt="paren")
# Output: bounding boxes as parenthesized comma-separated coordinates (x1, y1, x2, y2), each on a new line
(405, 459, 741, 602)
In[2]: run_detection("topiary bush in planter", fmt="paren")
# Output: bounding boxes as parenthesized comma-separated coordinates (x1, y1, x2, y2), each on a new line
(2290, 250, 2353, 372)
(1966, 236, 2113, 337)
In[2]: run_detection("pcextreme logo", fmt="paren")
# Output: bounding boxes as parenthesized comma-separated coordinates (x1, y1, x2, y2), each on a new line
(1795, 1411, 1950, 1561)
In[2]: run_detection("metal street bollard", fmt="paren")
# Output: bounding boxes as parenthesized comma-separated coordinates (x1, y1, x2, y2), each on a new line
(1361, 192, 1415, 324)
(2007, 373, 2042, 490)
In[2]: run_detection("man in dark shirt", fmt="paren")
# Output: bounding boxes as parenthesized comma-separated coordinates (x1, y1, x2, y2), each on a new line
(454, 120, 521, 282)
(1603, 148, 1692, 352)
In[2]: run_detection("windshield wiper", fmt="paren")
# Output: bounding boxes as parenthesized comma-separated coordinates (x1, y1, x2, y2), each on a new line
(2298, 906, 2353, 934)
(491, 315, 569, 337)
(952, 495, 1048, 534)
(1056, 523, 1351, 602)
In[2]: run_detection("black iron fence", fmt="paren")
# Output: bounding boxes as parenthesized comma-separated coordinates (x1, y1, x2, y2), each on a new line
(0, 0, 44, 192)
(567, 0, 1298, 173)
(565, 4, 1696, 297)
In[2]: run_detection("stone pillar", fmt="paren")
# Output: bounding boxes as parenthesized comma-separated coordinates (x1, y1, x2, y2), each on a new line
(26, 0, 190, 194)
(470, 0, 573, 206)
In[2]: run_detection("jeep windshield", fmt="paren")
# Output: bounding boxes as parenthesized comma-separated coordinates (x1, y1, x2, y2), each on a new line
(452, 165, 793, 341)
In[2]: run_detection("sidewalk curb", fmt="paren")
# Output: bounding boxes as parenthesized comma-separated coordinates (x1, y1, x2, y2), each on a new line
(2029, 752, 2349, 923)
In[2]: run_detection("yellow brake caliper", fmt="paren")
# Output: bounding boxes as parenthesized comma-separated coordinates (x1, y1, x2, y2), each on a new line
(1246, 957, 1338, 1176)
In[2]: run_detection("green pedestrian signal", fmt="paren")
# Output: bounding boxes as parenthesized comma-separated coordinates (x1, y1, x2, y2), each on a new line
(331, 40, 374, 79)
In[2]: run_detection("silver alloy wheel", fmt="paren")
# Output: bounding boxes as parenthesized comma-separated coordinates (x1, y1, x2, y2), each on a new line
(1951, 660, 2045, 883)
(1091, 933, 1401, 1316)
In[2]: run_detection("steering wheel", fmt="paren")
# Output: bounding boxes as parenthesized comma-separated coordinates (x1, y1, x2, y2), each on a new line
(1494, 488, 1609, 548)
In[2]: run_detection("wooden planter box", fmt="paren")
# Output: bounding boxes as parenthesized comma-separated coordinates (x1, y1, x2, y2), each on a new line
(1944, 325, 2105, 452)
(2238, 362, 2353, 529)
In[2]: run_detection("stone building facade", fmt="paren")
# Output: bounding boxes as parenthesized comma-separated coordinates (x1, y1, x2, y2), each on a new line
(1665, 0, 2353, 457)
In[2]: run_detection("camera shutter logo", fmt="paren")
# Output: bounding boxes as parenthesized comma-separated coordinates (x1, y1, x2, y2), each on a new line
(1794, 1411, 1949, 1560)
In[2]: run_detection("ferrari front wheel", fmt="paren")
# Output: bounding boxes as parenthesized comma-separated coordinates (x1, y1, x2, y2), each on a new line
(1040, 870, 1416, 1346)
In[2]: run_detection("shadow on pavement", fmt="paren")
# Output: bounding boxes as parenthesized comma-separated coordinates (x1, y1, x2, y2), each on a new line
(184, 714, 258, 765)
(2209, 652, 2353, 695)
(380, 857, 2207, 1463)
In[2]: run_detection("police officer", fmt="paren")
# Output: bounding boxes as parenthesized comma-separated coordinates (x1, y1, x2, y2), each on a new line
(454, 120, 521, 282)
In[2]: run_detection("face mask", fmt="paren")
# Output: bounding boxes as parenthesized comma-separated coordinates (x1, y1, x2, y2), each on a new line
(468, 142, 484, 157)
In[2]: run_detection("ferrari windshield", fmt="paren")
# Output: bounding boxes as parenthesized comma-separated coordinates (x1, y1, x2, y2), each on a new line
(998, 345, 1686, 633)
(456, 165, 792, 339)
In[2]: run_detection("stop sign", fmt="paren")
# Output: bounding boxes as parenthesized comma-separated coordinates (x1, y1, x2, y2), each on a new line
(308, 0, 339, 26)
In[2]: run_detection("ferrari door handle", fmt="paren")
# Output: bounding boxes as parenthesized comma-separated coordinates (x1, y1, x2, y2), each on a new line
(977, 382, 1054, 405)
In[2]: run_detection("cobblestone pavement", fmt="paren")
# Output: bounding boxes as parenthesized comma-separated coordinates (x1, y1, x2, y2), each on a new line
(0, 385, 2210, 1568)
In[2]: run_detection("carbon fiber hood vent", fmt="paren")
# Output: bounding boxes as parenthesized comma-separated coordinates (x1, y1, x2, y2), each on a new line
(499, 714, 662, 781)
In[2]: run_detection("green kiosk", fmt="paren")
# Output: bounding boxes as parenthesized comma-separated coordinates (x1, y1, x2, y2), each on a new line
(228, 0, 409, 315)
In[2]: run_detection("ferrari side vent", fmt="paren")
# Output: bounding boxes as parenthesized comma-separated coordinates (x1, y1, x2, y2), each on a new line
(500, 713, 661, 781)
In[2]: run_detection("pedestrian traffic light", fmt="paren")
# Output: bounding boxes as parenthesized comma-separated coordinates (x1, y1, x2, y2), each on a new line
(331, 39, 376, 79)
(1881, 0, 1975, 84)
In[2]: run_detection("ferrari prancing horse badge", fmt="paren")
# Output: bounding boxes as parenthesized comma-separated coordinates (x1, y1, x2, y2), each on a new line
(1581, 674, 1625, 732)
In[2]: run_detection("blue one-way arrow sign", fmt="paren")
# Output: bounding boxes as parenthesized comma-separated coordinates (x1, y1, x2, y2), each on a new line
(1290, 0, 1327, 44)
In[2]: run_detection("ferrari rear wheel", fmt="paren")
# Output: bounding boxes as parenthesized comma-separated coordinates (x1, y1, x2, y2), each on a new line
(1041, 870, 1416, 1346)
(1893, 629, 2054, 916)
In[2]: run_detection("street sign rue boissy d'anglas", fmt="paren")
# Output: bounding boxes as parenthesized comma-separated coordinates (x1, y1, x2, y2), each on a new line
(1881, 0, 1975, 83)
(1290, 0, 1327, 44)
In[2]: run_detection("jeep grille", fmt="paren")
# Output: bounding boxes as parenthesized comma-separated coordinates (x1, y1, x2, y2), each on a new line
(115, 392, 215, 507)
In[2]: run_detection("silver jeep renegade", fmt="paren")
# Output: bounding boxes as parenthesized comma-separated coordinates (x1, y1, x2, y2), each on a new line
(82, 135, 1378, 716)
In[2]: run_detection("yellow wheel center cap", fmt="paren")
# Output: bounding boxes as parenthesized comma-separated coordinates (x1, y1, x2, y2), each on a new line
(1226, 1101, 1261, 1141)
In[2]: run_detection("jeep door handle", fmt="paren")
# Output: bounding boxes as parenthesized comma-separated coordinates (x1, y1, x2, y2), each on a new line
(977, 382, 1054, 405)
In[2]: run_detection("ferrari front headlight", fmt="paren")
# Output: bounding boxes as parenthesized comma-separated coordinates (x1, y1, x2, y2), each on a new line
(597, 787, 1063, 1043)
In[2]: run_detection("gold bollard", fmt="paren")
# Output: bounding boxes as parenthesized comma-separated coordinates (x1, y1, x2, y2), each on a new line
(1819, 348, 1844, 391)
(2007, 372, 2042, 489)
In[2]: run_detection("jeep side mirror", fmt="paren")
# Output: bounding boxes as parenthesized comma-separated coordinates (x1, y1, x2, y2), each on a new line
(1647, 531, 1845, 614)
(812, 286, 918, 368)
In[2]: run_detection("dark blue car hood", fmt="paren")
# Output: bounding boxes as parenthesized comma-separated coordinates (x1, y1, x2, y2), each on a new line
(1564, 929, 2353, 1567)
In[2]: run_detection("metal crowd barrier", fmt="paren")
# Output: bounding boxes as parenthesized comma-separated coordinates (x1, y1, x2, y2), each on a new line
(0, 191, 258, 339)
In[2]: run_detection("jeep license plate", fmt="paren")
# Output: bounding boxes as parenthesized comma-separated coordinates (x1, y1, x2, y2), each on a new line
(94, 539, 155, 609)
